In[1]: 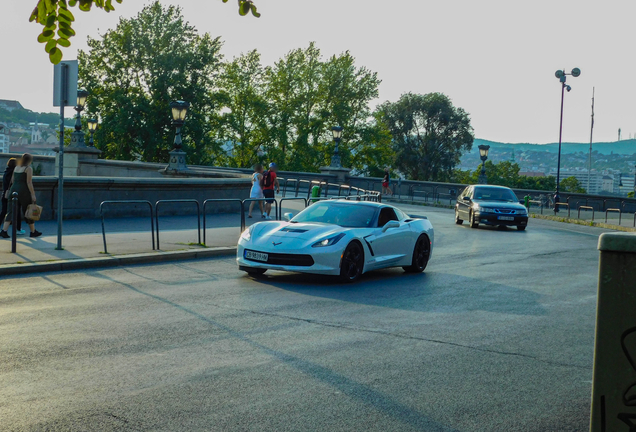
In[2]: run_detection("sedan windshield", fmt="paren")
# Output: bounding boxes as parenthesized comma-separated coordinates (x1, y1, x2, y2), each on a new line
(473, 187, 518, 202)
(291, 203, 377, 227)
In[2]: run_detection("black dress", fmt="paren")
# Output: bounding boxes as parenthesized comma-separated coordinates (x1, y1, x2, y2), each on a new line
(0, 168, 22, 228)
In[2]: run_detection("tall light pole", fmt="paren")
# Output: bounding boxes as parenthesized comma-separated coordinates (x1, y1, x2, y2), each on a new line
(554, 67, 581, 213)
(330, 126, 343, 168)
(477, 144, 490, 184)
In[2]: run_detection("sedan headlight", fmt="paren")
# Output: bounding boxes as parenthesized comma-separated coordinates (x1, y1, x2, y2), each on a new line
(312, 233, 345, 248)
(240, 227, 252, 242)
(474, 205, 496, 213)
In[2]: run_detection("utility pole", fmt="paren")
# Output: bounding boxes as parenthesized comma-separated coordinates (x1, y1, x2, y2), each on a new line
(588, 87, 595, 193)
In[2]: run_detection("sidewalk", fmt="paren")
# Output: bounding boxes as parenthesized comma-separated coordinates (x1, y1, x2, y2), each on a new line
(0, 200, 307, 275)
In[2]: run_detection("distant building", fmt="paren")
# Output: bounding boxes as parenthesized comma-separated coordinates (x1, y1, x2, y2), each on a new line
(549, 169, 604, 194)
(519, 171, 545, 177)
(0, 100, 24, 112)
(0, 123, 9, 153)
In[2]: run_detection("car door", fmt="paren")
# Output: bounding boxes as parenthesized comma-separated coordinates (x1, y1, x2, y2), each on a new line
(364, 207, 412, 269)
(457, 186, 473, 219)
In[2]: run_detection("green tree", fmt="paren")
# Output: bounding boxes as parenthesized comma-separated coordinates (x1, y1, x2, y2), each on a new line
(559, 176, 586, 193)
(262, 43, 389, 173)
(30, 0, 260, 64)
(217, 50, 269, 168)
(79, 2, 224, 164)
(378, 93, 474, 182)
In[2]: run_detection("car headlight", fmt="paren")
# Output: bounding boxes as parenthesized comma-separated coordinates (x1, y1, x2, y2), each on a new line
(474, 205, 495, 213)
(240, 227, 252, 242)
(517, 209, 528, 216)
(312, 233, 345, 248)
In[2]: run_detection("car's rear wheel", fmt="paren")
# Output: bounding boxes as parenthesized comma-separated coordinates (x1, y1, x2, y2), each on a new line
(455, 208, 463, 225)
(469, 210, 479, 228)
(241, 266, 267, 276)
(517, 225, 526, 231)
(340, 241, 364, 283)
(403, 235, 430, 273)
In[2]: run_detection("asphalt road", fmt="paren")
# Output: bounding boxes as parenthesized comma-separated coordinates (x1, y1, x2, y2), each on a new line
(0, 205, 608, 431)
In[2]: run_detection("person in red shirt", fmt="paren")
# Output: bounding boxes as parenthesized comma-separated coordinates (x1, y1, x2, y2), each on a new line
(261, 162, 280, 219)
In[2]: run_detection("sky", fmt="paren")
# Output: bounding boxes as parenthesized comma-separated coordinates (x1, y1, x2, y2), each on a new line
(2, 0, 635, 144)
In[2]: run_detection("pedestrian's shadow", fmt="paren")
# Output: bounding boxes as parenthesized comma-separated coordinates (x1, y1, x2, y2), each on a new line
(250, 270, 547, 316)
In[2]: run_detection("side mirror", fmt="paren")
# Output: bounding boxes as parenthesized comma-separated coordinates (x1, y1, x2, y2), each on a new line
(462, 196, 471, 202)
(284, 212, 293, 221)
(519, 200, 525, 205)
(381, 220, 400, 233)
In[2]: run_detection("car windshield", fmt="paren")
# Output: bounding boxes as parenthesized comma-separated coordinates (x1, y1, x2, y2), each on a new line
(473, 187, 518, 202)
(291, 202, 376, 227)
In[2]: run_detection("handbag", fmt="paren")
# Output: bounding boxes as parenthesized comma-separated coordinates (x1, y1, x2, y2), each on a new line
(25, 204, 43, 221)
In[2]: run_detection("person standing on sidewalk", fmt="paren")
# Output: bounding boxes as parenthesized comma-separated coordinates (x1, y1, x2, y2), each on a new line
(261, 162, 280, 220)
(382, 168, 393, 196)
(1, 158, 24, 236)
(248, 163, 265, 219)
(0, 154, 41, 238)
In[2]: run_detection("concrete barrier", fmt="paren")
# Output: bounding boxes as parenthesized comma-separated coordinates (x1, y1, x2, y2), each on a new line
(590, 233, 636, 431)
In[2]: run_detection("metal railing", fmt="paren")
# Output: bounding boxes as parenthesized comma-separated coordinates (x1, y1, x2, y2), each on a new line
(554, 202, 570, 218)
(243, 198, 279, 222)
(605, 208, 621, 225)
(578, 205, 595, 221)
(202, 199, 244, 246)
(278, 197, 308, 220)
(155, 199, 201, 250)
(100, 200, 155, 254)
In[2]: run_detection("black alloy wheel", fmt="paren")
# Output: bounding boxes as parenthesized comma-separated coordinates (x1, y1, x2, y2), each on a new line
(469, 210, 479, 228)
(517, 225, 527, 231)
(404, 235, 430, 273)
(340, 241, 364, 283)
(455, 208, 463, 225)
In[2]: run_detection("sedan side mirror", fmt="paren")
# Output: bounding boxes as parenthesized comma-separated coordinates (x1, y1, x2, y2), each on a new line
(462, 196, 471, 202)
(381, 220, 400, 233)
(284, 212, 293, 221)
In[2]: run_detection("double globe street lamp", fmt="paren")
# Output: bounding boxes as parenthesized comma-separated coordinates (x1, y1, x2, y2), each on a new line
(87, 118, 98, 147)
(553, 67, 581, 213)
(330, 126, 344, 168)
(69, 89, 89, 148)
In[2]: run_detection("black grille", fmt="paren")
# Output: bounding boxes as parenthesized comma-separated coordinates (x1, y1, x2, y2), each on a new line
(246, 250, 314, 267)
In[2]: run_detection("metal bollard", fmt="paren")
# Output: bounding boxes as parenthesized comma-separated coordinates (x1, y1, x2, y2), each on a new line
(590, 233, 636, 431)
(11, 192, 17, 253)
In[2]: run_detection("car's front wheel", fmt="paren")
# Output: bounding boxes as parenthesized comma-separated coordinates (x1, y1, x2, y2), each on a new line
(469, 210, 479, 228)
(404, 235, 430, 273)
(340, 241, 364, 283)
(455, 208, 463, 225)
(241, 266, 267, 276)
(517, 225, 526, 231)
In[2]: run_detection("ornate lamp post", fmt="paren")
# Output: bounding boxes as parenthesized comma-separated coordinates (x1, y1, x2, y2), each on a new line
(553, 67, 581, 213)
(165, 100, 190, 173)
(69, 89, 89, 148)
(330, 126, 343, 168)
(87, 119, 98, 147)
(478, 144, 490, 184)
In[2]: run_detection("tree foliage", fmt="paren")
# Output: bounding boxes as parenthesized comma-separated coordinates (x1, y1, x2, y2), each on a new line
(30, 0, 260, 64)
(559, 176, 586, 193)
(79, 2, 224, 164)
(378, 93, 474, 182)
(451, 161, 556, 191)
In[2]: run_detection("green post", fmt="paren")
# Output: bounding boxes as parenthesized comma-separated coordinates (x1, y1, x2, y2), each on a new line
(311, 185, 321, 203)
(524, 194, 530, 211)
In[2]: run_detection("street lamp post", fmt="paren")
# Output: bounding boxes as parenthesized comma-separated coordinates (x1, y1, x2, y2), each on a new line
(69, 89, 89, 148)
(164, 100, 190, 173)
(330, 126, 343, 168)
(87, 119, 98, 147)
(553, 67, 581, 213)
(478, 144, 490, 184)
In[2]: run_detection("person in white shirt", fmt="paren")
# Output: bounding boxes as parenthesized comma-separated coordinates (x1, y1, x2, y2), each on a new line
(248, 164, 265, 218)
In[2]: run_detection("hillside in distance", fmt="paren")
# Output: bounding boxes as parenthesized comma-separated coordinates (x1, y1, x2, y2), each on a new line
(469, 138, 636, 156)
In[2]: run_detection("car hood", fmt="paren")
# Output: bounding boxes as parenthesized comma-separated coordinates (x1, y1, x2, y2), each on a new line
(474, 201, 526, 211)
(251, 221, 345, 243)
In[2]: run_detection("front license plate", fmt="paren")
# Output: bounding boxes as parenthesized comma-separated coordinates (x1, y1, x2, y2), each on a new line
(245, 250, 268, 262)
(497, 216, 514, 221)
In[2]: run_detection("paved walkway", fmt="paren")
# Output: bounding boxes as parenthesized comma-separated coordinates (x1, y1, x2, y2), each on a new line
(0, 200, 307, 271)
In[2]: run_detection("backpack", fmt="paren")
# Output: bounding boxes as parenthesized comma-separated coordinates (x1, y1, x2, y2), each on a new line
(261, 170, 273, 188)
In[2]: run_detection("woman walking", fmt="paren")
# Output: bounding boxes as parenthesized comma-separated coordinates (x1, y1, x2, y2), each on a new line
(0, 154, 41, 238)
(382, 168, 393, 196)
(248, 163, 265, 219)
(0, 158, 24, 235)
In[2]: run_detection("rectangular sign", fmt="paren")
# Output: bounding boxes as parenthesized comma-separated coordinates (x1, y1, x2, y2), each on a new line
(53, 60, 78, 107)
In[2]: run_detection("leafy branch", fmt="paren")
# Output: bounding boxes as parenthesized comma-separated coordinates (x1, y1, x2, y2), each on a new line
(30, 0, 260, 64)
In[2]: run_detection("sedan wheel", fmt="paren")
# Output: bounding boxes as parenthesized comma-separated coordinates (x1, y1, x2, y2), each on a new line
(470, 210, 479, 228)
(403, 235, 430, 273)
(455, 209, 463, 225)
(340, 242, 364, 283)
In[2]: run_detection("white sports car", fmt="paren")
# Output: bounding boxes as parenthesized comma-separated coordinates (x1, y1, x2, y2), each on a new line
(237, 200, 434, 282)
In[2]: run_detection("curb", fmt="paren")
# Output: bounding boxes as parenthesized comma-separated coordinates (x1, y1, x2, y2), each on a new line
(530, 214, 636, 233)
(0, 247, 237, 277)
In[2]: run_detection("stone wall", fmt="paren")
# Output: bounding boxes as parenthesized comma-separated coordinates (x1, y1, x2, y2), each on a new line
(32, 176, 250, 220)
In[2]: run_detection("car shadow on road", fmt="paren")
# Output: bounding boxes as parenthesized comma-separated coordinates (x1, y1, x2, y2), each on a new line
(250, 270, 547, 316)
